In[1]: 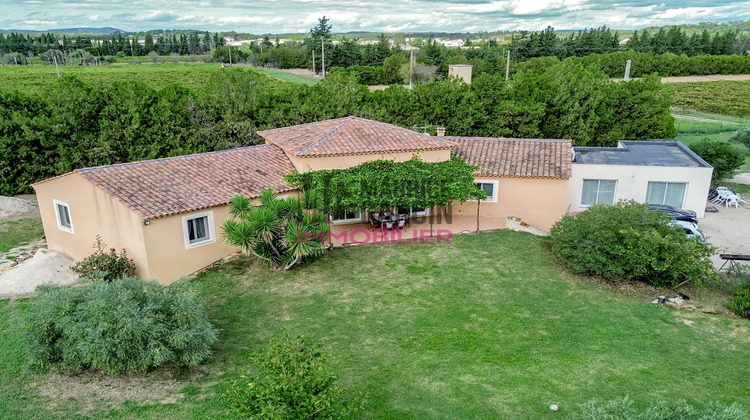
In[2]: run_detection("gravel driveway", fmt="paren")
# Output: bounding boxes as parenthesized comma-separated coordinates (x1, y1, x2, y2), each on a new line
(699, 198, 750, 269)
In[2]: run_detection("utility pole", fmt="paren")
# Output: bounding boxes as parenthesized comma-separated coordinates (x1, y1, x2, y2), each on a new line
(409, 49, 414, 89)
(624, 59, 632, 82)
(505, 50, 510, 81)
(321, 38, 325, 76)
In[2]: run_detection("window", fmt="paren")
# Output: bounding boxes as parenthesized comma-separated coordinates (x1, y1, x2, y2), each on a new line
(580, 180, 616, 206)
(474, 179, 499, 202)
(182, 211, 215, 249)
(397, 207, 429, 217)
(53, 199, 73, 233)
(330, 210, 362, 224)
(646, 182, 686, 208)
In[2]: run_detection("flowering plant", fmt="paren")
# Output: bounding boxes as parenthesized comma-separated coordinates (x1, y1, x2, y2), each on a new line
(72, 235, 136, 282)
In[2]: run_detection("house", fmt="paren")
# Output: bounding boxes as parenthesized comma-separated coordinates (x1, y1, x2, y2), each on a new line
(567, 140, 713, 217)
(34, 116, 571, 284)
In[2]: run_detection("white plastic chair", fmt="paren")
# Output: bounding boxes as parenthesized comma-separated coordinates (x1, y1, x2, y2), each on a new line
(726, 196, 740, 208)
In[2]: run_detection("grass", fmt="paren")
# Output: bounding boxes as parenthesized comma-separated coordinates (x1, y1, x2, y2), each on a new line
(255, 68, 319, 85)
(1, 230, 748, 418)
(0, 63, 314, 94)
(0, 217, 43, 253)
(672, 110, 750, 135)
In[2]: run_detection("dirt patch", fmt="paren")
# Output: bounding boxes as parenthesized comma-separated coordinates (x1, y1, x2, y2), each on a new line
(698, 194, 750, 269)
(661, 74, 750, 83)
(0, 249, 78, 297)
(0, 195, 39, 221)
(271, 68, 316, 77)
(34, 367, 215, 413)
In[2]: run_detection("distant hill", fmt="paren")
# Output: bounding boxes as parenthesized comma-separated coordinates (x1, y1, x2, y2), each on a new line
(0, 27, 125, 34)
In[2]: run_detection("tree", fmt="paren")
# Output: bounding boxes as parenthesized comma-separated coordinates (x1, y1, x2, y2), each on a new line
(144, 34, 154, 54)
(222, 190, 330, 270)
(306, 16, 333, 74)
(688, 139, 745, 182)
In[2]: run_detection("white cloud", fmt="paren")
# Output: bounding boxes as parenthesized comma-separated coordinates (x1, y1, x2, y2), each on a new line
(2, 0, 750, 33)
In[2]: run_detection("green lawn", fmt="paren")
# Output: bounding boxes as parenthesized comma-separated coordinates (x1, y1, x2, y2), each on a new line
(255, 68, 319, 85)
(0, 217, 43, 253)
(1, 230, 748, 418)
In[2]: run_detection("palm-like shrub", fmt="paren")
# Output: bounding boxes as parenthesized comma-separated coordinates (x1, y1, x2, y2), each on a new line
(223, 189, 330, 270)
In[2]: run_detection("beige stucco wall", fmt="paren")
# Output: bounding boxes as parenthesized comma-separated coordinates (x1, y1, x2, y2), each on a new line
(33, 173, 150, 278)
(141, 205, 241, 284)
(287, 149, 452, 172)
(451, 176, 569, 232)
(34, 174, 268, 284)
(567, 164, 713, 218)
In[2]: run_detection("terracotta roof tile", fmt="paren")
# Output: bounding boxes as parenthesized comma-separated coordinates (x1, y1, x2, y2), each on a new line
(450, 137, 572, 179)
(258, 116, 455, 157)
(75, 145, 296, 220)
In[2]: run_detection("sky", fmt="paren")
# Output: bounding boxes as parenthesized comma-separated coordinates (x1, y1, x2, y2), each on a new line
(3, 0, 750, 33)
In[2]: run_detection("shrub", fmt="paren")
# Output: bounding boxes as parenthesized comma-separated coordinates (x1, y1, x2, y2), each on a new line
(224, 334, 362, 419)
(730, 128, 750, 149)
(549, 201, 717, 287)
(19, 277, 218, 375)
(688, 139, 745, 182)
(72, 235, 136, 282)
(727, 284, 750, 319)
(567, 396, 746, 420)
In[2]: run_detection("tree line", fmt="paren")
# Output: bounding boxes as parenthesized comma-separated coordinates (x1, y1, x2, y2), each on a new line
(0, 31, 227, 65)
(0, 61, 674, 196)
(510, 26, 747, 62)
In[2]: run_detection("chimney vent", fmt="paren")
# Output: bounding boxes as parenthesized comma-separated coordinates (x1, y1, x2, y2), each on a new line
(436, 127, 446, 137)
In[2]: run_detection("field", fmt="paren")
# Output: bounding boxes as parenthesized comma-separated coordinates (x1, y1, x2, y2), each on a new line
(0, 63, 317, 93)
(1, 230, 748, 418)
(667, 80, 750, 117)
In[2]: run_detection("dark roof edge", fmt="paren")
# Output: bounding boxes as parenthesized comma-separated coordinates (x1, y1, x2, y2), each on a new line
(573, 140, 712, 168)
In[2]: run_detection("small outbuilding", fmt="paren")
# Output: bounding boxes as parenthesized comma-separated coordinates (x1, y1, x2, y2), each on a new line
(567, 140, 713, 217)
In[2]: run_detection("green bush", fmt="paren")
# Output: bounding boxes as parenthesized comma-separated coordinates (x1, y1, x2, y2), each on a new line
(224, 334, 362, 419)
(567, 396, 746, 420)
(730, 128, 750, 149)
(19, 277, 218, 375)
(71, 235, 136, 282)
(550, 202, 717, 288)
(688, 139, 745, 182)
(727, 284, 750, 319)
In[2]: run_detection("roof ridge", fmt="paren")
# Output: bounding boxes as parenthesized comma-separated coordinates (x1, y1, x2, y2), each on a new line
(447, 136, 571, 143)
(76, 144, 277, 173)
(298, 116, 354, 155)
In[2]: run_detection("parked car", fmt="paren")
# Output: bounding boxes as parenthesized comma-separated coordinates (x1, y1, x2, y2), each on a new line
(668, 220, 706, 242)
(648, 204, 698, 223)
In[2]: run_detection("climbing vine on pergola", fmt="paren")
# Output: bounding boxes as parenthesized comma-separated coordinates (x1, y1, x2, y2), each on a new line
(284, 157, 486, 216)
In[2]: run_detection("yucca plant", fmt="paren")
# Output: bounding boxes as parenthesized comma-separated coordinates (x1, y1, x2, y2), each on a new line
(223, 189, 330, 270)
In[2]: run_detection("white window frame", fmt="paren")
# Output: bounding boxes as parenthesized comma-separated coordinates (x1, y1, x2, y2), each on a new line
(53, 199, 74, 234)
(399, 207, 430, 217)
(329, 210, 363, 225)
(580, 179, 617, 207)
(182, 211, 216, 249)
(646, 181, 687, 208)
(474, 179, 499, 203)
